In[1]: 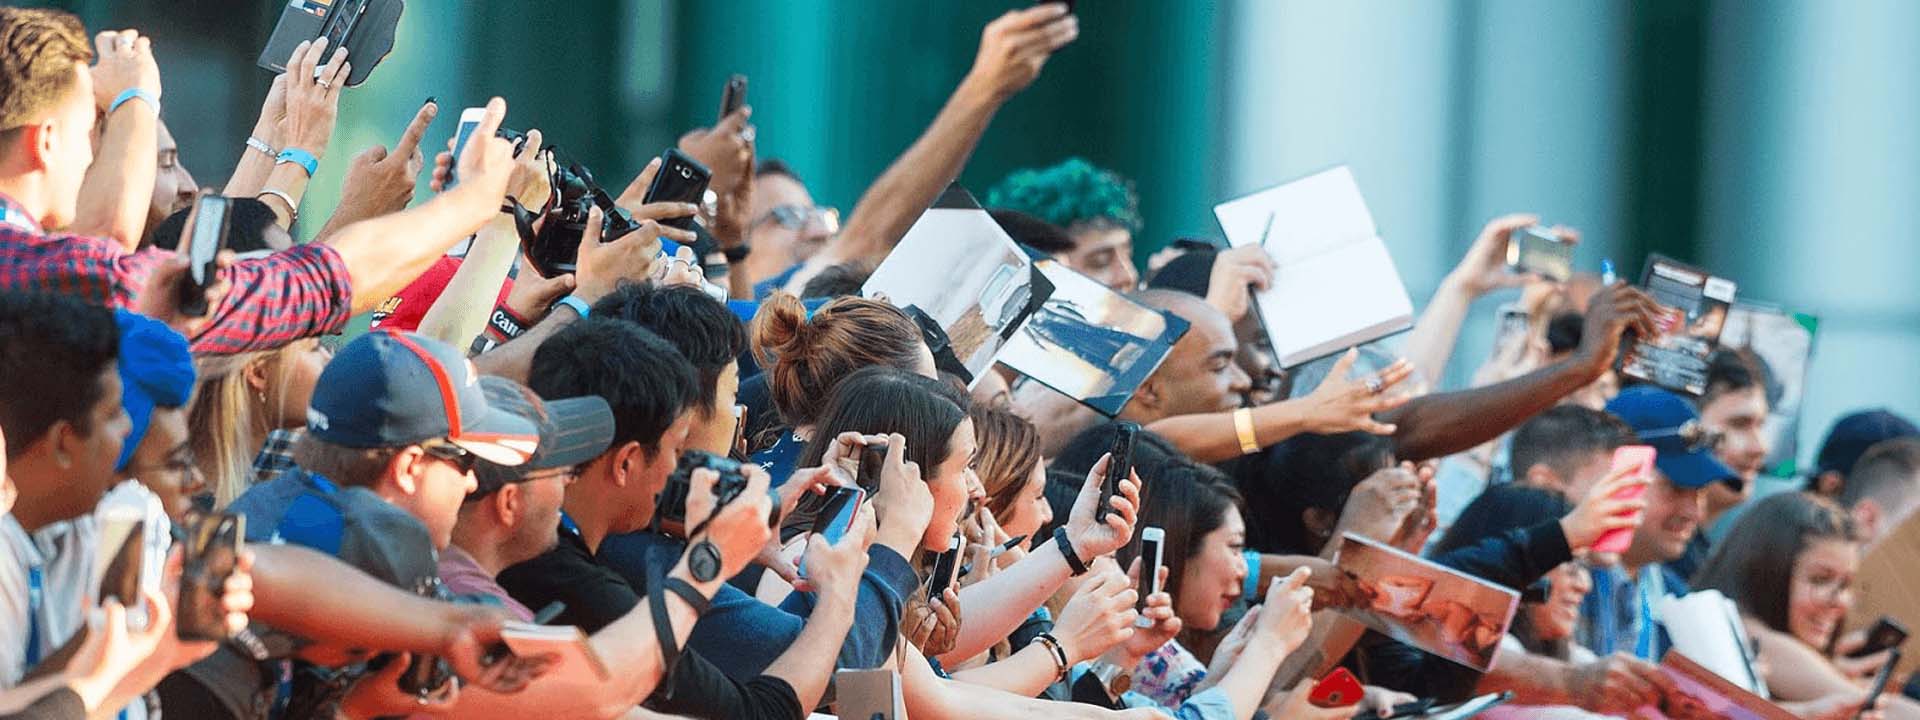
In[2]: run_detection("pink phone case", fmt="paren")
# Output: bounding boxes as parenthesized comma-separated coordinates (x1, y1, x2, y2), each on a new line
(1592, 445, 1655, 554)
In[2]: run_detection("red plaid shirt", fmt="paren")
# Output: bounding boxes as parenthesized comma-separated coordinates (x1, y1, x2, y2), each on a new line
(0, 197, 352, 355)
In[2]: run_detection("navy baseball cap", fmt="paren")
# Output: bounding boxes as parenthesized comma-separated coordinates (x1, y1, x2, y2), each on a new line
(306, 330, 538, 465)
(1815, 409, 1920, 478)
(1605, 385, 1739, 490)
(470, 377, 614, 497)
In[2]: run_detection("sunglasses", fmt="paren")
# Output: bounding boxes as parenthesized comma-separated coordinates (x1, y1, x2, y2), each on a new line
(754, 204, 840, 234)
(1641, 419, 1724, 453)
(420, 440, 478, 475)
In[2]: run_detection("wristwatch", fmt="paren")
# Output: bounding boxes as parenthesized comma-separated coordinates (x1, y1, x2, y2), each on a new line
(687, 540, 724, 582)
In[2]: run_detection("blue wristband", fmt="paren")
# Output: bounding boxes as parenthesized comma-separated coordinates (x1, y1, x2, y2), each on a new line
(554, 295, 591, 319)
(107, 88, 158, 116)
(275, 147, 320, 177)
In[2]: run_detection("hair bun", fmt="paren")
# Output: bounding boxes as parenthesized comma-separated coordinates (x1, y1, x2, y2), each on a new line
(750, 291, 811, 366)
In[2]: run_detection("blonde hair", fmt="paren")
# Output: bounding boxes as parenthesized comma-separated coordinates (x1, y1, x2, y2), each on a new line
(190, 345, 308, 508)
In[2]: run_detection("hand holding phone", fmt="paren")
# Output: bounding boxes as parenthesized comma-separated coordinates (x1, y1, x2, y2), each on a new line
(1860, 648, 1901, 719)
(444, 107, 488, 190)
(1135, 526, 1165, 624)
(925, 533, 963, 599)
(1099, 422, 1140, 524)
(177, 195, 231, 317)
(1310, 667, 1364, 708)
(641, 148, 712, 234)
(1506, 225, 1575, 282)
(798, 487, 866, 580)
(1850, 617, 1910, 658)
(177, 513, 244, 641)
(1591, 445, 1655, 554)
(718, 74, 747, 121)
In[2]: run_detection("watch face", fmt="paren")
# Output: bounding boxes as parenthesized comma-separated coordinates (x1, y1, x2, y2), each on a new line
(689, 541, 723, 582)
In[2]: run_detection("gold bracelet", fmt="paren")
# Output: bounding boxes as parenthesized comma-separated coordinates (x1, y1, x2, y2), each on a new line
(1233, 407, 1260, 455)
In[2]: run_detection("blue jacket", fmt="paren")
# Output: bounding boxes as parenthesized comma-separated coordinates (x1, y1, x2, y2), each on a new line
(596, 530, 922, 679)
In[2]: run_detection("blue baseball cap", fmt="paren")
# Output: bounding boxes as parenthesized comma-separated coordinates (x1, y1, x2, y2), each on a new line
(113, 310, 196, 472)
(307, 330, 538, 465)
(1606, 385, 1739, 490)
(1815, 409, 1919, 478)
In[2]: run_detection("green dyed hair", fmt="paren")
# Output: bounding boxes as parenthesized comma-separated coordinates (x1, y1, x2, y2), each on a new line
(984, 157, 1142, 235)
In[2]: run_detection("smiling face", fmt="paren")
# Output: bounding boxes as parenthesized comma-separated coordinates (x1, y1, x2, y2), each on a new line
(1528, 562, 1593, 643)
(923, 418, 979, 551)
(1626, 472, 1705, 568)
(1786, 537, 1858, 650)
(1175, 506, 1249, 633)
(1700, 386, 1771, 515)
(1130, 300, 1250, 422)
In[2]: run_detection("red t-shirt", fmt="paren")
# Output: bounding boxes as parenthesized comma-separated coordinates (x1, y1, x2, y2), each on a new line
(369, 256, 515, 332)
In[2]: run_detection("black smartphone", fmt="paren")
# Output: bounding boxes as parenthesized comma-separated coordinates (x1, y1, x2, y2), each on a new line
(177, 195, 231, 317)
(1099, 422, 1139, 524)
(719, 74, 747, 120)
(641, 148, 712, 234)
(1852, 617, 1911, 658)
(177, 513, 243, 641)
(856, 441, 888, 491)
(1860, 648, 1901, 720)
(925, 534, 962, 599)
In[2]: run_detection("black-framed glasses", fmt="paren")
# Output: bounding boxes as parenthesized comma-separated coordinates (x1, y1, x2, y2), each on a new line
(420, 440, 478, 475)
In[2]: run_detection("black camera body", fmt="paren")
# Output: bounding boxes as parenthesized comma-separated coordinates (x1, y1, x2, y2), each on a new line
(495, 128, 646, 279)
(654, 450, 752, 532)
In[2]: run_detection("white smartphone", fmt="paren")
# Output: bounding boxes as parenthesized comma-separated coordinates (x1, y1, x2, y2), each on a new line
(446, 106, 487, 189)
(1136, 526, 1165, 626)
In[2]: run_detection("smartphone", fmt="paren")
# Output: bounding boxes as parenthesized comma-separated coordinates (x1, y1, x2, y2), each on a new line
(1860, 648, 1901, 720)
(641, 148, 712, 234)
(834, 668, 904, 720)
(177, 513, 244, 641)
(1506, 225, 1574, 282)
(1592, 445, 1655, 554)
(925, 533, 962, 599)
(719, 74, 747, 120)
(1309, 666, 1364, 708)
(312, 0, 367, 78)
(97, 518, 145, 608)
(799, 487, 866, 580)
(445, 107, 487, 190)
(1136, 526, 1165, 624)
(176, 195, 231, 317)
(856, 441, 888, 491)
(1851, 617, 1910, 658)
(728, 405, 748, 459)
(1099, 422, 1140, 524)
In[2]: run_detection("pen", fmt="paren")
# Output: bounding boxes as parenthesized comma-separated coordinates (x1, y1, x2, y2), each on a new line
(1600, 258, 1616, 286)
(989, 535, 1029, 559)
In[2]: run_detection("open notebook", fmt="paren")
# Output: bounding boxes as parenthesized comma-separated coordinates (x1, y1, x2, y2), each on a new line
(1214, 166, 1413, 367)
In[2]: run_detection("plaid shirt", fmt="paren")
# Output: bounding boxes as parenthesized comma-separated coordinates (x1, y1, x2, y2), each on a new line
(251, 428, 301, 485)
(0, 196, 352, 355)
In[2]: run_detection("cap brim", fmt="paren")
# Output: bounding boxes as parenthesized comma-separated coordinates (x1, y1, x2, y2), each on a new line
(528, 396, 615, 470)
(451, 406, 540, 466)
(1656, 449, 1739, 490)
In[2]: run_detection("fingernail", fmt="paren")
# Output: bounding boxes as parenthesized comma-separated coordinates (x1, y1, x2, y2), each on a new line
(424, 96, 437, 106)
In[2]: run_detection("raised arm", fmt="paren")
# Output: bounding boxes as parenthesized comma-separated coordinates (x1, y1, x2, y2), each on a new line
(1386, 282, 1660, 461)
(782, 4, 1077, 293)
(1147, 349, 1413, 464)
(70, 30, 159, 250)
(247, 41, 347, 230)
(1399, 215, 1550, 384)
(413, 129, 550, 348)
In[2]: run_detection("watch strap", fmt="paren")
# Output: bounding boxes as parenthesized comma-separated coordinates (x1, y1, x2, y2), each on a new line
(1054, 527, 1089, 576)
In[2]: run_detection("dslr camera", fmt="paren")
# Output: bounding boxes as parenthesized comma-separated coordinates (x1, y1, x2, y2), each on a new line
(494, 128, 646, 279)
(653, 450, 775, 534)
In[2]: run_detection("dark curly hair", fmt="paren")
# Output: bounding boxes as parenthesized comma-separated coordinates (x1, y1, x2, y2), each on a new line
(984, 157, 1142, 235)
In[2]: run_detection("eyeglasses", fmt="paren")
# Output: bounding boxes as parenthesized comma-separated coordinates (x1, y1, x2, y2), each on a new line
(420, 440, 478, 475)
(753, 204, 840, 234)
(127, 452, 201, 495)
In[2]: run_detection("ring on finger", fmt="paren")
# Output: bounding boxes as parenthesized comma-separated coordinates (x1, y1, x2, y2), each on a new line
(316, 76, 331, 89)
(1363, 375, 1385, 395)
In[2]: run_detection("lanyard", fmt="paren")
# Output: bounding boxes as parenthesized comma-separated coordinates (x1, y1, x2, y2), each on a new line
(1634, 567, 1665, 660)
(559, 511, 581, 539)
(23, 564, 41, 667)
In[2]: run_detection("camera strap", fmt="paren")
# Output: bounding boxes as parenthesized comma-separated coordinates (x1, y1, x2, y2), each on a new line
(645, 565, 684, 699)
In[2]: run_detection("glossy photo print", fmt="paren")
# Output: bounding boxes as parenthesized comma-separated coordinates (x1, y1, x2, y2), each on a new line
(1331, 534, 1519, 672)
(995, 259, 1190, 417)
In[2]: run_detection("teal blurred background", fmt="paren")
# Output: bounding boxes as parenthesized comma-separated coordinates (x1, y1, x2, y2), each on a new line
(42, 0, 1920, 474)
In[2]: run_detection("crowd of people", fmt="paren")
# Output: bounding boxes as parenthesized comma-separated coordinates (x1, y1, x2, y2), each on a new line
(1, 3, 1917, 719)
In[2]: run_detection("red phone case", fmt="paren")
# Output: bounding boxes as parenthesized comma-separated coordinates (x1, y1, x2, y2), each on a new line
(1593, 445, 1655, 554)
(1309, 667, 1364, 708)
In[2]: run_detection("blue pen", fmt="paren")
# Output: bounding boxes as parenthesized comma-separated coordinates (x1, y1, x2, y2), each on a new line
(1600, 258, 1616, 286)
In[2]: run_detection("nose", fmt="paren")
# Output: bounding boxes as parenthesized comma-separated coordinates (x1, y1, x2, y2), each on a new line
(1228, 362, 1253, 396)
(1111, 259, 1140, 292)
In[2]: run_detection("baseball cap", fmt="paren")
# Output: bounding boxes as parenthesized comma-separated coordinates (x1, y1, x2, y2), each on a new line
(306, 330, 538, 465)
(1814, 409, 1920, 478)
(1605, 385, 1739, 490)
(113, 310, 196, 471)
(470, 377, 614, 497)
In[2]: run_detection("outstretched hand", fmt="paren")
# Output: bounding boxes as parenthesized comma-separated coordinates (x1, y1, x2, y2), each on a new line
(1295, 348, 1414, 435)
(962, 3, 1079, 102)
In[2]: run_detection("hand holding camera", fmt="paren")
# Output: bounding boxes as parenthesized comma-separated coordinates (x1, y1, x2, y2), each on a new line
(1446, 213, 1553, 297)
(682, 453, 778, 584)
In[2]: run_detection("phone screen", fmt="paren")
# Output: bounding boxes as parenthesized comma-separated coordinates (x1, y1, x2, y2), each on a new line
(447, 111, 485, 189)
(1853, 618, 1910, 658)
(1862, 649, 1900, 716)
(926, 534, 962, 598)
(178, 196, 231, 317)
(856, 443, 887, 491)
(1137, 527, 1164, 617)
(1507, 226, 1573, 282)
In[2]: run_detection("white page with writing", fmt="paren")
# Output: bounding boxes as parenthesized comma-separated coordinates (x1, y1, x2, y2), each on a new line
(1258, 232, 1414, 366)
